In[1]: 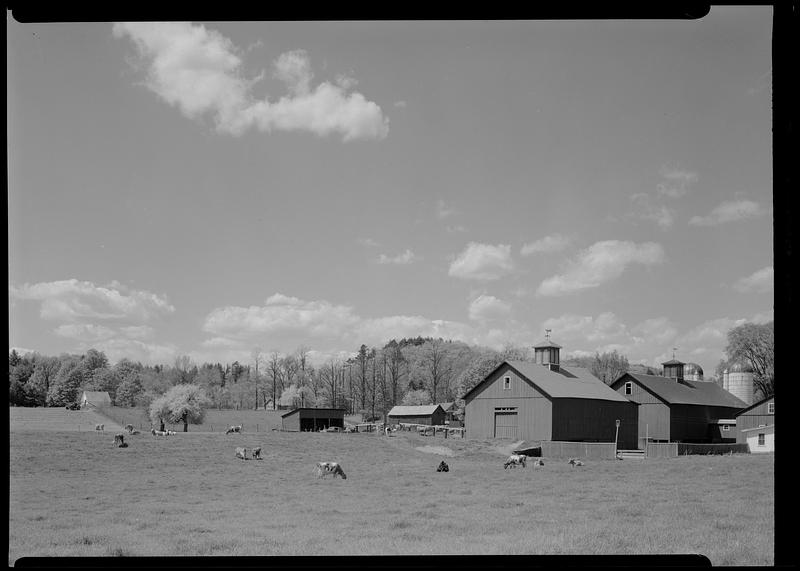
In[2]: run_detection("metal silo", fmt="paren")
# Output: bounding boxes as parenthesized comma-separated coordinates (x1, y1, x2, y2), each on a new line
(723, 362, 754, 405)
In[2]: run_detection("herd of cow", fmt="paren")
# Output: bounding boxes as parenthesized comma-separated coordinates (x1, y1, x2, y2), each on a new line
(102, 421, 589, 477)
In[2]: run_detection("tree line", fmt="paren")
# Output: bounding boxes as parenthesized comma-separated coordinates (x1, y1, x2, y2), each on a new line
(8, 319, 774, 421)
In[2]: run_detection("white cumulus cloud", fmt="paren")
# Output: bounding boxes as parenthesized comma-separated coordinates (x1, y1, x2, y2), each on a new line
(520, 234, 572, 256)
(536, 240, 665, 296)
(448, 243, 514, 281)
(689, 199, 766, 226)
(733, 266, 773, 293)
(377, 249, 418, 265)
(113, 22, 389, 142)
(468, 295, 512, 322)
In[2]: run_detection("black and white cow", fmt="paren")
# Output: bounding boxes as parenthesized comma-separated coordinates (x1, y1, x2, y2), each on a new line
(568, 458, 584, 467)
(531, 458, 545, 468)
(95, 424, 104, 431)
(315, 461, 347, 479)
(503, 454, 527, 469)
(436, 461, 450, 472)
(252, 447, 262, 460)
(113, 433, 125, 446)
(151, 428, 168, 437)
(226, 425, 243, 435)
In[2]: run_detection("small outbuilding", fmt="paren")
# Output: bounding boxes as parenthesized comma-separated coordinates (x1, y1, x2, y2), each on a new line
(734, 396, 774, 444)
(387, 405, 446, 426)
(79, 391, 111, 408)
(741, 424, 774, 453)
(280, 408, 345, 432)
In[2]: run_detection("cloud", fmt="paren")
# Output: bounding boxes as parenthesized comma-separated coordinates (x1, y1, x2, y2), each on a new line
(377, 249, 418, 265)
(91, 338, 180, 366)
(357, 237, 381, 247)
(468, 295, 512, 322)
(394, 100, 407, 108)
(9, 279, 175, 322)
(54, 323, 116, 342)
(446, 225, 467, 233)
(657, 166, 698, 198)
(435, 199, 456, 220)
(448, 243, 514, 281)
(113, 22, 389, 142)
(733, 266, 773, 293)
(520, 234, 572, 256)
(689, 199, 766, 226)
(536, 240, 665, 296)
(628, 193, 674, 230)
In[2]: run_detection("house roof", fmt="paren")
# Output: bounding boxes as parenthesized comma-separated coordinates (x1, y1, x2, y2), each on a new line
(463, 360, 633, 403)
(280, 407, 345, 418)
(437, 402, 455, 411)
(618, 373, 748, 408)
(741, 424, 774, 434)
(734, 395, 774, 417)
(387, 405, 444, 417)
(81, 391, 111, 400)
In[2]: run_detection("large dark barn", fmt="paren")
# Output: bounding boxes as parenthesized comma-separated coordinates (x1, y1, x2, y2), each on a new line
(462, 337, 639, 449)
(280, 408, 345, 432)
(611, 358, 747, 444)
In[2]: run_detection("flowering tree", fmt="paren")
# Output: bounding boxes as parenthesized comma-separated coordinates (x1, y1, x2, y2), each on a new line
(148, 383, 209, 432)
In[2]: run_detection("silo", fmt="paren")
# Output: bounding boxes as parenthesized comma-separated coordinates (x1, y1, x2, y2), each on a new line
(723, 362, 754, 405)
(684, 362, 704, 382)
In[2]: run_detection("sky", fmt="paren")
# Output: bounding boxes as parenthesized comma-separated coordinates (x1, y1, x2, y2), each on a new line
(8, 9, 774, 374)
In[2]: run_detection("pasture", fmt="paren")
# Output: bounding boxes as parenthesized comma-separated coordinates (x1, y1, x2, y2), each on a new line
(9, 427, 773, 565)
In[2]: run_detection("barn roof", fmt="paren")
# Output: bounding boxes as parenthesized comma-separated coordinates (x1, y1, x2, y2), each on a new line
(462, 360, 632, 403)
(437, 402, 455, 412)
(280, 407, 345, 418)
(734, 395, 774, 417)
(81, 391, 111, 400)
(619, 373, 748, 408)
(387, 405, 444, 417)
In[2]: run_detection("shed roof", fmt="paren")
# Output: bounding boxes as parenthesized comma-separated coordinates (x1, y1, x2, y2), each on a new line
(740, 424, 774, 434)
(280, 407, 345, 419)
(734, 395, 774, 417)
(619, 373, 748, 408)
(437, 402, 455, 412)
(463, 360, 632, 403)
(387, 405, 444, 417)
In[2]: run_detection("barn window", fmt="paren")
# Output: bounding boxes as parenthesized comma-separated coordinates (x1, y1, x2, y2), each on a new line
(503, 376, 511, 390)
(624, 382, 632, 395)
(722, 424, 730, 431)
(758, 433, 765, 446)
(767, 402, 774, 414)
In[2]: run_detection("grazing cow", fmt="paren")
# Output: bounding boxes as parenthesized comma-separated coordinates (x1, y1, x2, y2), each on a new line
(113, 433, 125, 446)
(531, 459, 545, 468)
(235, 447, 248, 461)
(226, 425, 243, 435)
(568, 458, 584, 467)
(504, 454, 527, 469)
(315, 461, 347, 479)
(166, 430, 177, 435)
(95, 424, 104, 431)
(252, 447, 262, 460)
(151, 428, 169, 437)
(118, 442, 129, 448)
(436, 461, 450, 473)
(124, 424, 135, 434)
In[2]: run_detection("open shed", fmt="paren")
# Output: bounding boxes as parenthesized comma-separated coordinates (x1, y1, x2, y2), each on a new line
(280, 408, 345, 432)
(387, 405, 446, 426)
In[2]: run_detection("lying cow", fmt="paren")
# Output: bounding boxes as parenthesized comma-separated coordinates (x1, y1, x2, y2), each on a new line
(166, 430, 177, 435)
(568, 458, 584, 467)
(315, 461, 347, 479)
(95, 424, 104, 431)
(531, 458, 545, 468)
(151, 428, 169, 437)
(436, 461, 450, 473)
(225, 425, 242, 434)
(124, 424, 135, 433)
(235, 447, 248, 461)
(504, 454, 527, 469)
(252, 447, 262, 460)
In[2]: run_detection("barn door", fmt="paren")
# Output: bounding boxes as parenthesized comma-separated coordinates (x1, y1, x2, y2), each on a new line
(494, 410, 518, 439)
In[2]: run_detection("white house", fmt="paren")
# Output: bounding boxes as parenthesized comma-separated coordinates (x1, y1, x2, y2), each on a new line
(741, 424, 774, 453)
(80, 391, 111, 408)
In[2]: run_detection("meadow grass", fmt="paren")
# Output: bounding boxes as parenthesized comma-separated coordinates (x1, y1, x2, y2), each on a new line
(9, 427, 773, 565)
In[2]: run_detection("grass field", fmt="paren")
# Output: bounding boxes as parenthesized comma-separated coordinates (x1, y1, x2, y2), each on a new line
(9, 423, 773, 565)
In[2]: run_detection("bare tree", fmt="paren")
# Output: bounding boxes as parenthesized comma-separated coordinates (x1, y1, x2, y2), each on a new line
(725, 321, 774, 399)
(267, 351, 283, 410)
(251, 348, 263, 410)
(423, 339, 450, 404)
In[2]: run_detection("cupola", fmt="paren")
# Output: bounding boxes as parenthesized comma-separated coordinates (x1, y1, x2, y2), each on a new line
(661, 348, 684, 382)
(534, 329, 562, 372)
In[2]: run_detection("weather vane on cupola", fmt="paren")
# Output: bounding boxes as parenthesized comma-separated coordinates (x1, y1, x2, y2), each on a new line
(672, 347, 678, 359)
(545, 329, 552, 341)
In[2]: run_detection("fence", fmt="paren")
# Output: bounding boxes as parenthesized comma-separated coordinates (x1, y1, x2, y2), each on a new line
(645, 442, 678, 459)
(677, 443, 749, 455)
(539, 441, 619, 460)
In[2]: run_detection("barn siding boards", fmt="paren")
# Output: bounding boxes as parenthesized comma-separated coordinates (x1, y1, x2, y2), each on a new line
(551, 399, 639, 449)
(735, 397, 774, 444)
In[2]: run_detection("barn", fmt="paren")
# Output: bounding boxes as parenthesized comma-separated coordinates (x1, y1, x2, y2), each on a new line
(741, 424, 774, 453)
(387, 405, 446, 426)
(280, 408, 345, 432)
(735, 396, 774, 445)
(611, 358, 748, 444)
(79, 391, 111, 408)
(462, 337, 639, 449)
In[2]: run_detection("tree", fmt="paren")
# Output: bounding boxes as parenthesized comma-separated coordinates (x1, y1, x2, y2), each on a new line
(725, 321, 774, 399)
(82, 349, 109, 373)
(266, 352, 283, 410)
(279, 385, 301, 409)
(149, 384, 209, 432)
(9, 352, 36, 406)
(591, 351, 630, 385)
(401, 388, 431, 406)
(172, 355, 196, 385)
(46, 361, 87, 406)
(454, 351, 503, 402)
(383, 340, 405, 409)
(26, 356, 63, 406)
(251, 348, 263, 410)
(115, 372, 144, 407)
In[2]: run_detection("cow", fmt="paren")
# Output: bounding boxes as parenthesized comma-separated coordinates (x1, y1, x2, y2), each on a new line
(531, 459, 545, 468)
(235, 447, 248, 461)
(124, 424, 135, 433)
(436, 461, 450, 473)
(151, 428, 169, 437)
(226, 425, 242, 435)
(95, 424, 104, 431)
(568, 458, 584, 467)
(315, 461, 347, 479)
(113, 433, 125, 446)
(252, 447, 262, 460)
(504, 454, 527, 469)
(166, 430, 177, 435)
